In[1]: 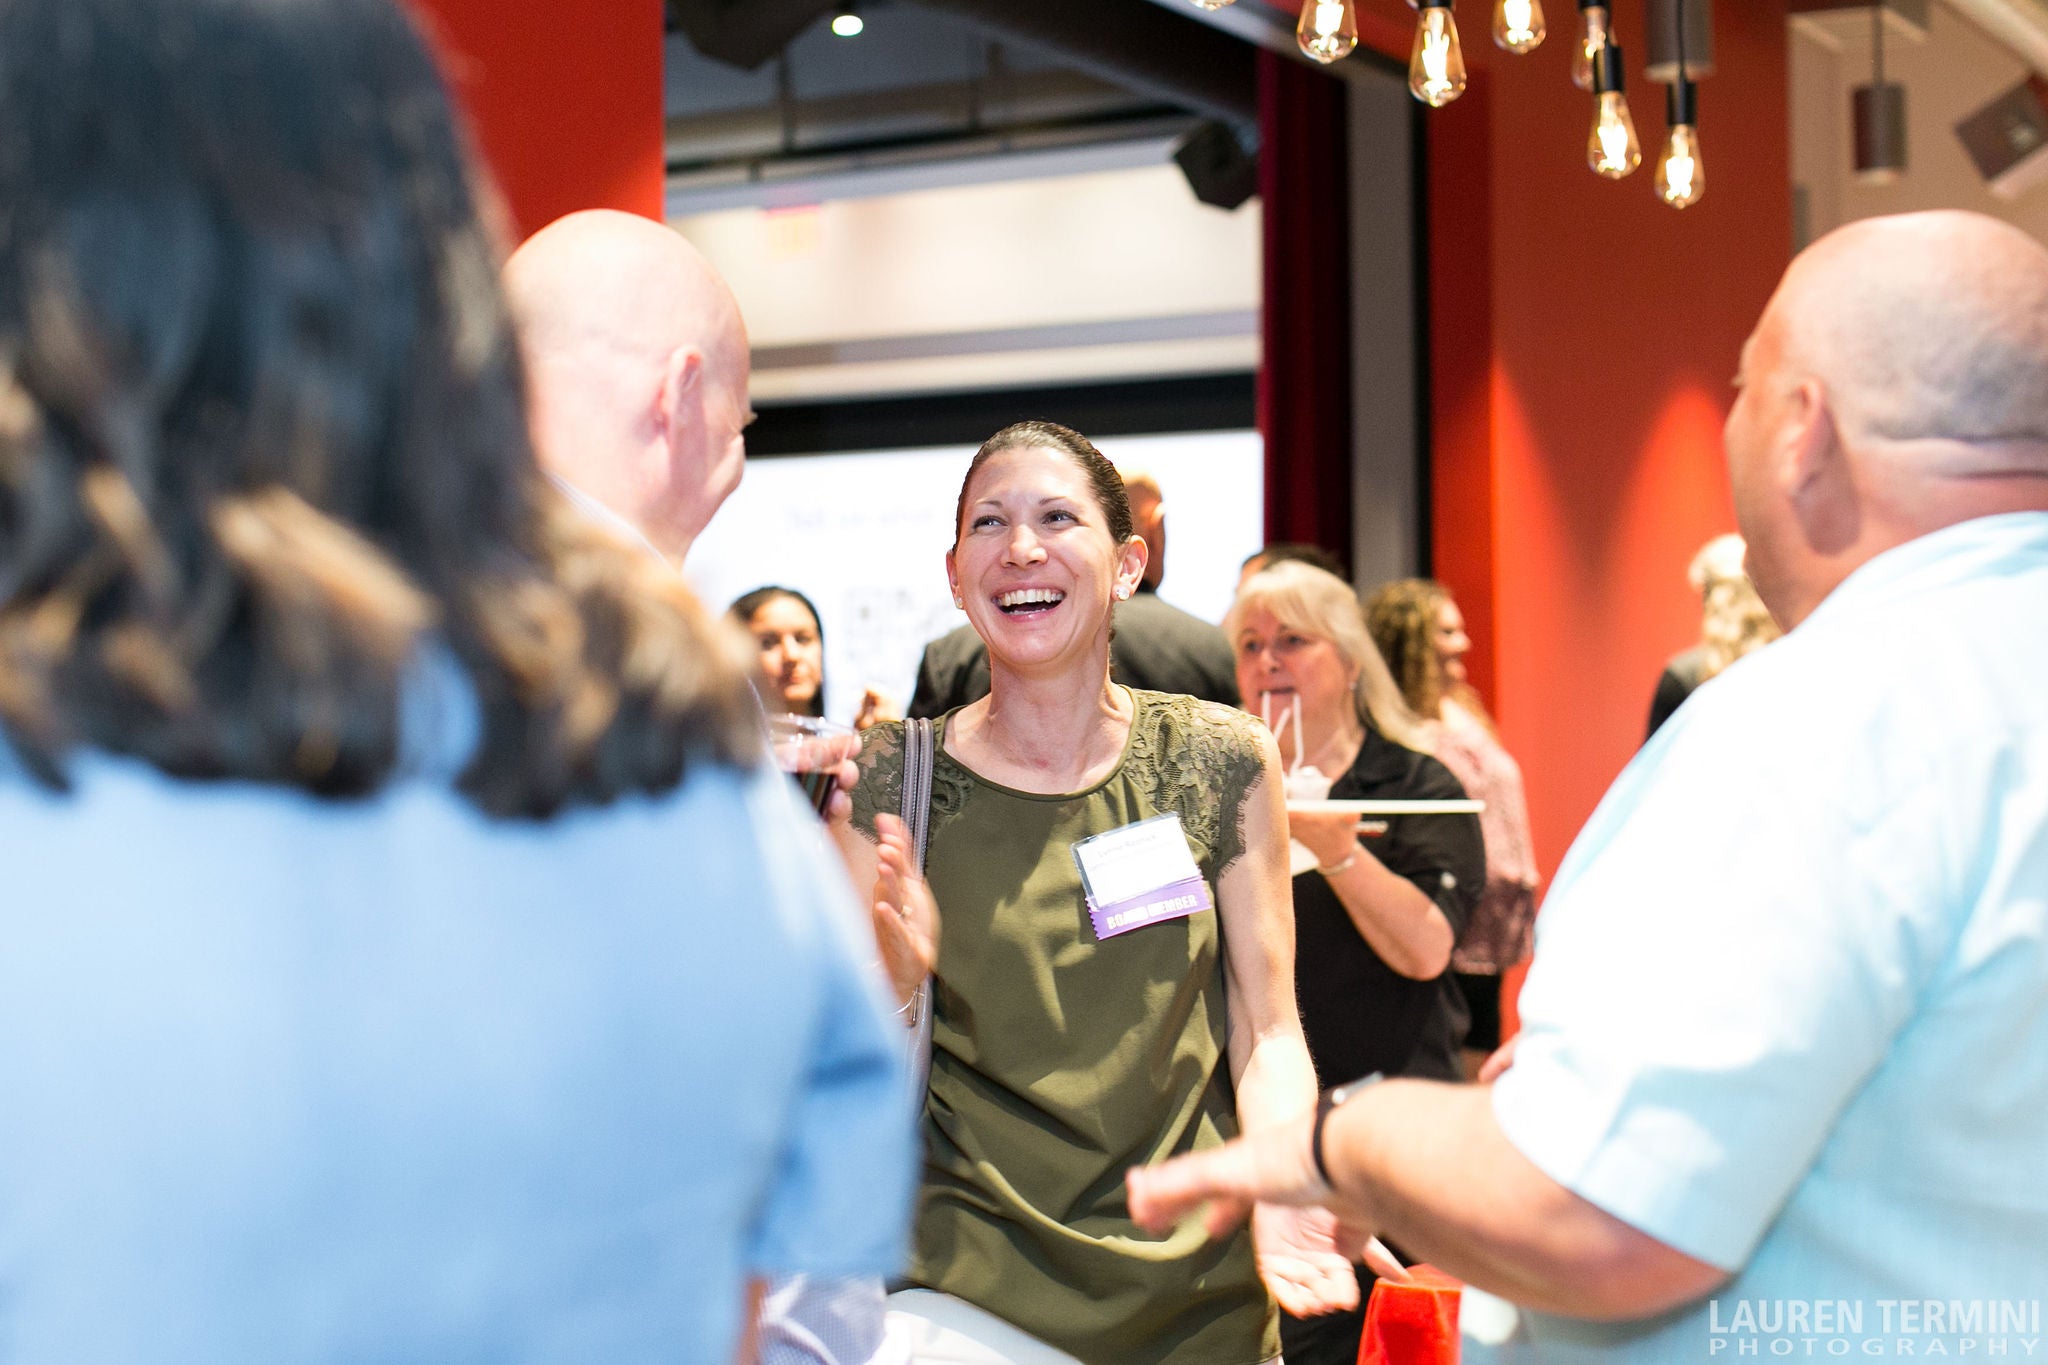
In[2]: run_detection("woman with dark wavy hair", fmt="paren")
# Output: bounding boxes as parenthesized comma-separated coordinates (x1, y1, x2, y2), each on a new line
(0, 0, 910, 1357)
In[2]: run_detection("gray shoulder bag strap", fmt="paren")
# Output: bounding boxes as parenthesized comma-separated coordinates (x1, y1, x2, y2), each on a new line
(897, 718, 935, 1096)
(898, 717, 934, 870)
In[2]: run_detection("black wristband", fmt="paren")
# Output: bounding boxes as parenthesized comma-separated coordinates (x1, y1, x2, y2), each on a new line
(1310, 1072, 1383, 1190)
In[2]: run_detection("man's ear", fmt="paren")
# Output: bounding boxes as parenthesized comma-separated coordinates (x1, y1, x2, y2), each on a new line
(1779, 377, 1838, 499)
(1782, 377, 1860, 556)
(656, 344, 704, 445)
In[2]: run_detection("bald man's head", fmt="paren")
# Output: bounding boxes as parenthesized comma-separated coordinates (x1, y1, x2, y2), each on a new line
(1773, 211, 2048, 458)
(1726, 211, 2048, 628)
(504, 210, 752, 561)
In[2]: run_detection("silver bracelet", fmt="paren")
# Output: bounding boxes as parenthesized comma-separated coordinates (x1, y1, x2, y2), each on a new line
(1316, 850, 1358, 878)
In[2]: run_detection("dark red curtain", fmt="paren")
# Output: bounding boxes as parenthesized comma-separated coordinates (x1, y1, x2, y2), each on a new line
(1257, 49, 1353, 562)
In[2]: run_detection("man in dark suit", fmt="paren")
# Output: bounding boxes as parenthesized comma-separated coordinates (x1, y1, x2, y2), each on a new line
(908, 472, 1240, 718)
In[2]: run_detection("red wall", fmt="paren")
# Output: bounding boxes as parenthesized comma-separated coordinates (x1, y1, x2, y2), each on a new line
(1424, 0, 1791, 1028)
(1273, 0, 1789, 1028)
(405, 0, 666, 236)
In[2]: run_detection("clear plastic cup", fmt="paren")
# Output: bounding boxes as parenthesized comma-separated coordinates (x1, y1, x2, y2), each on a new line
(767, 713, 860, 815)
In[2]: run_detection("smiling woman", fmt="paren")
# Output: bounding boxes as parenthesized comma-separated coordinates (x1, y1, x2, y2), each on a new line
(835, 421, 1352, 1362)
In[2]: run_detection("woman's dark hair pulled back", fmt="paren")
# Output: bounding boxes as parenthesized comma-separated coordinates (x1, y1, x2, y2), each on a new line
(0, 0, 756, 814)
(954, 421, 1133, 547)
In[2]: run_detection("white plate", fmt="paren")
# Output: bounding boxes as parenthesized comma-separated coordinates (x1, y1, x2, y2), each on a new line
(1285, 798, 1485, 815)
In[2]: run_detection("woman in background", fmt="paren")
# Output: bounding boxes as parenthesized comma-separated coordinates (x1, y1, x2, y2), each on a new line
(0, 0, 910, 1357)
(1367, 578, 1540, 1074)
(731, 586, 828, 716)
(730, 585, 898, 729)
(1645, 533, 1782, 739)
(1229, 563, 1485, 1365)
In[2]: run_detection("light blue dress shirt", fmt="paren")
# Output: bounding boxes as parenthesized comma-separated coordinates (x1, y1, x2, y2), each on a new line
(0, 658, 914, 1363)
(1478, 514, 2048, 1362)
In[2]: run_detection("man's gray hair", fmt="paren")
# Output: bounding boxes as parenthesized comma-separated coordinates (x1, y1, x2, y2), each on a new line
(1786, 212, 2048, 460)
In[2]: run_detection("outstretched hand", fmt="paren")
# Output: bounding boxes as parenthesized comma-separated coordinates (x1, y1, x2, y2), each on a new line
(1126, 1110, 1408, 1291)
(870, 812, 938, 1007)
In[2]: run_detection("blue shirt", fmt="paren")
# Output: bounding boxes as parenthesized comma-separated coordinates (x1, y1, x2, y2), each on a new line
(0, 676, 914, 1362)
(1478, 514, 2048, 1362)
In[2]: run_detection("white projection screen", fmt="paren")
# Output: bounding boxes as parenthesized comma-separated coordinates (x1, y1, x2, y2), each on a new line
(688, 429, 1264, 724)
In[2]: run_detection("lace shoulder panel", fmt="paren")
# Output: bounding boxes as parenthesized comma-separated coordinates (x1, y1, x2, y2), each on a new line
(1126, 691, 1270, 882)
(848, 716, 973, 846)
(847, 719, 905, 844)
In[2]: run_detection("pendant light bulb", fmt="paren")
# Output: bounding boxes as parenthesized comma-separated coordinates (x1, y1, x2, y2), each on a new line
(1571, 1, 1611, 91)
(1189, 0, 1238, 10)
(1587, 44, 1640, 178)
(1298, 0, 1359, 63)
(1656, 80, 1704, 208)
(1408, 1, 1469, 106)
(1493, 0, 1546, 54)
(829, 3, 863, 37)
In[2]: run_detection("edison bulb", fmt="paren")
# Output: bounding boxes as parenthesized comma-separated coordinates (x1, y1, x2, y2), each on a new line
(1297, 0, 1358, 63)
(1656, 122, 1703, 207)
(1571, 3, 1610, 91)
(1189, 0, 1238, 9)
(1493, 0, 1545, 54)
(1408, 5, 1468, 107)
(1588, 91, 1641, 178)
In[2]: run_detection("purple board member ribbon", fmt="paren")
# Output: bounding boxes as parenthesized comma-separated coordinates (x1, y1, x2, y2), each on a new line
(1087, 876, 1214, 940)
(1072, 812, 1215, 941)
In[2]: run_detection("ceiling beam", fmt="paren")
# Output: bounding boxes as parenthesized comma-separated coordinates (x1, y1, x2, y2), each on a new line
(902, 0, 1259, 123)
(1136, 0, 1408, 76)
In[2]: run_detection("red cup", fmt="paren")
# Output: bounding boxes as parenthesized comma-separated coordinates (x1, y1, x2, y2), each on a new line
(1358, 1264, 1462, 1365)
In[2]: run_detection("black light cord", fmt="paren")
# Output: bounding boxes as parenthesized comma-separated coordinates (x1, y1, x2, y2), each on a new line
(1676, 0, 1686, 86)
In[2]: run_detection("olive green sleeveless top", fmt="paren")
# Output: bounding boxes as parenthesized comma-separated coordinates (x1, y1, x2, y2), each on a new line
(852, 690, 1278, 1365)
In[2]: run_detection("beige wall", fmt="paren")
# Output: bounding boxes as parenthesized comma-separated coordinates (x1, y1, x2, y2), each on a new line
(673, 163, 1261, 403)
(1792, 3, 2048, 246)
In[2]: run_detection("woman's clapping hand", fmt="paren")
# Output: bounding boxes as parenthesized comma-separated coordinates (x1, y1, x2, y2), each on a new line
(870, 813, 938, 1008)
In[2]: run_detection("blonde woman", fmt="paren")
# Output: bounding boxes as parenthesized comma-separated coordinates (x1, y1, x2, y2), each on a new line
(1226, 562, 1485, 1365)
(1647, 533, 1783, 738)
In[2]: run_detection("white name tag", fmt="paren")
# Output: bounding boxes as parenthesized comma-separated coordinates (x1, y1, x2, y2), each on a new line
(1071, 813, 1215, 940)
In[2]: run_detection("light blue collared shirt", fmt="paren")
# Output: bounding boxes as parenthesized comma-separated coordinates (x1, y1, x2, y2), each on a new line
(0, 657, 914, 1362)
(1476, 513, 2048, 1362)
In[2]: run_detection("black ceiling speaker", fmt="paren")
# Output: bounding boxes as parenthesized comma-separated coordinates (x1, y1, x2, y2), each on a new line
(1956, 78, 2048, 200)
(1174, 121, 1257, 210)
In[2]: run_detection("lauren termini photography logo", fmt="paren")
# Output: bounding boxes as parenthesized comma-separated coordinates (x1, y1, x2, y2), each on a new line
(1708, 1300, 2045, 1357)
